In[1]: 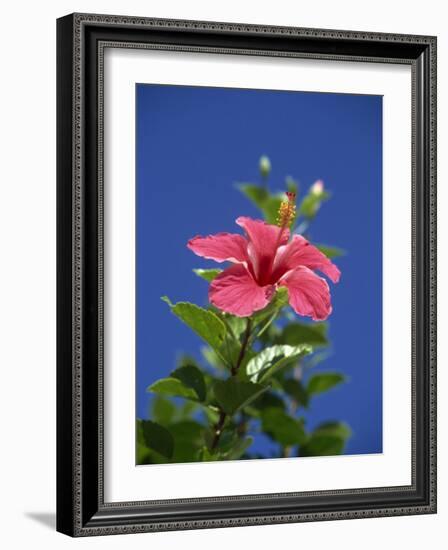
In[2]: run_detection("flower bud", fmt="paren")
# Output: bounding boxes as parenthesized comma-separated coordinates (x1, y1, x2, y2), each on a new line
(311, 179, 324, 196)
(259, 155, 271, 178)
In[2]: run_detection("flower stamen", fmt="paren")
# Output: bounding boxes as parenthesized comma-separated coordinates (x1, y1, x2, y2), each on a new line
(264, 192, 297, 282)
(277, 191, 296, 229)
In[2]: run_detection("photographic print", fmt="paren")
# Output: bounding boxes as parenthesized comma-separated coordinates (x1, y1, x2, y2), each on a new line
(135, 84, 383, 465)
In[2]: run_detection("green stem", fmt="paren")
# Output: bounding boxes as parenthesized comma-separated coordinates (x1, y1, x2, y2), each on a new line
(231, 318, 252, 376)
(282, 365, 302, 458)
(211, 410, 227, 450)
(255, 309, 279, 342)
(212, 318, 253, 450)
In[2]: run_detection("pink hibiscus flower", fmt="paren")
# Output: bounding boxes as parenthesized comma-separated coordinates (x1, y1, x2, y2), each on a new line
(188, 193, 340, 321)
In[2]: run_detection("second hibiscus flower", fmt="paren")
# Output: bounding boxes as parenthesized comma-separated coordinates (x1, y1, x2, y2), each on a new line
(188, 192, 340, 321)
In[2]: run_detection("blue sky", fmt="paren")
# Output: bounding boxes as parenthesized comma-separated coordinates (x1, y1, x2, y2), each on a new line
(136, 83, 383, 456)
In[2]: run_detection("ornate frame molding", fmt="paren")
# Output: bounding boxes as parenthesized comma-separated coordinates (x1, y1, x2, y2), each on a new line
(57, 13, 437, 537)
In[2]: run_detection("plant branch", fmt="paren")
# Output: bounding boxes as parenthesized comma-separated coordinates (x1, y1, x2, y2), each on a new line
(231, 318, 252, 376)
(211, 410, 227, 450)
(211, 318, 253, 451)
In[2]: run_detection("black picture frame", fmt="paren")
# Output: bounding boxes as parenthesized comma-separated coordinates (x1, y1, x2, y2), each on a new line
(57, 13, 437, 537)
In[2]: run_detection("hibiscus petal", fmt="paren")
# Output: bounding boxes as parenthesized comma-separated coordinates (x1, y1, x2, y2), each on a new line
(236, 217, 289, 284)
(209, 264, 275, 317)
(272, 235, 341, 283)
(187, 232, 249, 264)
(280, 266, 332, 321)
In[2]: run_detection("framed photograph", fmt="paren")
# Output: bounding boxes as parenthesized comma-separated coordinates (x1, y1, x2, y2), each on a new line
(57, 13, 437, 536)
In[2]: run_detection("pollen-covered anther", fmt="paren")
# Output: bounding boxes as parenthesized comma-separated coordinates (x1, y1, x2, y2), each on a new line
(277, 191, 297, 228)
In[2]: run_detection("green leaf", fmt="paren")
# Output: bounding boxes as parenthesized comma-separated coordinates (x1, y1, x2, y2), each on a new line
(224, 436, 254, 460)
(277, 322, 328, 347)
(300, 422, 351, 457)
(246, 344, 312, 383)
(212, 313, 251, 368)
(236, 183, 269, 209)
(307, 351, 331, 369)
(152, 395, 176, 426)
(136, 420, 153, 464)
(179, 400, 198, 418)
(139, 419, 174, 459)
(313, 421, 352, 440)
(214, 429, 238, 453)
(282, 378, 310, 409)
(261, 408, 307, 447)
(307, 372, 345, 395)
(257, 323, 281, 346)
(236, 183, 286, 225)
(298, 190, 330, 219)
(203, 315, 255, 374)
(219, 314, 247, 339)
(197, 446, 219, 462)
(136, 443, 152, 465)
(171, 364, 206, 402)
(168, 421, 205, 462)
(202, 404, 220, 426)
(251, 391, 286, 413)
(262, 195, 284, 225)
(147, 377, 198, 401)
(301, 435, 344, 456)
(213, 378, 269, 415)
(285, 176, 299, 194)
(252, 287, 289, 326)
(201, 346, 224, 371)
(315, 244, 346, 259)
(193, 268, 222, 282)
(201, 433, 254, 461)
(162, 298, 228, 363)
(177, 354, 201, 368)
